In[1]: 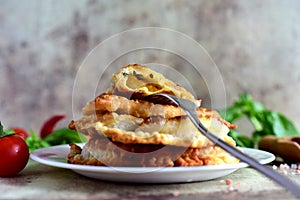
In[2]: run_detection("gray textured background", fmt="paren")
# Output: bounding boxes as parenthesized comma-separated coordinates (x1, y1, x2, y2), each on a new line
(1, 0, 300, 136)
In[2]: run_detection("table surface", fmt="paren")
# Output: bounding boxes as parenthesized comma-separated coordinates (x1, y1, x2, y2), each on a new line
(1, 159, 300, 200)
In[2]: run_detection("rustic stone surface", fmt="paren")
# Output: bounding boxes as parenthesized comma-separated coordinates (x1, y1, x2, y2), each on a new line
(1, 0, 300, 135)
(0, 160, 298, 200)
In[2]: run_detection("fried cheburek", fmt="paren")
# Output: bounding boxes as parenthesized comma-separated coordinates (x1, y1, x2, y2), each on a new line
(68, 64, 239, 167)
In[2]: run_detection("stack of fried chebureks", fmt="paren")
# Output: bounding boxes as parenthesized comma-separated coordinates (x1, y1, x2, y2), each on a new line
(68, 64, 239, 167)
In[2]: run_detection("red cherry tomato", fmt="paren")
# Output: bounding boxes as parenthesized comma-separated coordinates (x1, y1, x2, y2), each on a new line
(0, 135, 29, 177)
(12, 128, 28, 140)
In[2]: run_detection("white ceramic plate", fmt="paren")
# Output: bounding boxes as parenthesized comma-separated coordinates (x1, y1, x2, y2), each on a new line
(30, 144, 275, 183)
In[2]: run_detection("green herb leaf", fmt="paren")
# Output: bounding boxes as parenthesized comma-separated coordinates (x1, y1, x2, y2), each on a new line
(43, 128, 87, 146)
(218, 106, 244, 123)
(0, 122, 5, 137)
(268, 111, 300, 137)
(25, 128, 86, 152)
(228, 130, 254, 148)
(219, 93, 300, 148)
(26, 130, 51, 152)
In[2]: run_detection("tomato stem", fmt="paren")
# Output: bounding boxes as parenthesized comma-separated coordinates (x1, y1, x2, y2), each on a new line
(0, 122, 15, 138)
(0, 122, 3, 135)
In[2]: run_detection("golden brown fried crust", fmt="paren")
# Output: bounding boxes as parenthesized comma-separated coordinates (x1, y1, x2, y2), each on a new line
(68, 143, 105, 166)
(68, 120, 76, 130)
(68, 138, 176, 167)
(174, 146, 239, 166)
(68, 64, 239, 167)
(82, 93, 187, 118)
(80, 93, 235, 130)
(197, 108, 237, 130)
(67, 138, 239, 167)
(69, 111, 236, 148)
(107, 64, 199, 105)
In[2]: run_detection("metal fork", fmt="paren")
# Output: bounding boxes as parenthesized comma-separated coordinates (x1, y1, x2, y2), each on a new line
(147, 93, 300, 198)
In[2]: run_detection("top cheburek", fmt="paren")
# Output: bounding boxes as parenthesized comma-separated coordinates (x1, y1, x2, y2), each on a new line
(108, 64, 201, 106)
(69, 64, 237, 148)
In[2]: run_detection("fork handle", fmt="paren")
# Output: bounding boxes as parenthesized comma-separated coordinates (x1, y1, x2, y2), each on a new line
(188, 111, 300, 198)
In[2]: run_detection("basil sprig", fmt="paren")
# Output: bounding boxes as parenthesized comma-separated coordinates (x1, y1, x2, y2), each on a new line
(219, 93, 300, 148)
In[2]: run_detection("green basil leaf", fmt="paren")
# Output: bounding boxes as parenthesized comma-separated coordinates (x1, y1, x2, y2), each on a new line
(228, 130, 254, 148)
(43, 128, 87, 145)
(267, 111, 300, 137)
(219, 93, 300, 148)
(219, 106, 244, 122)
